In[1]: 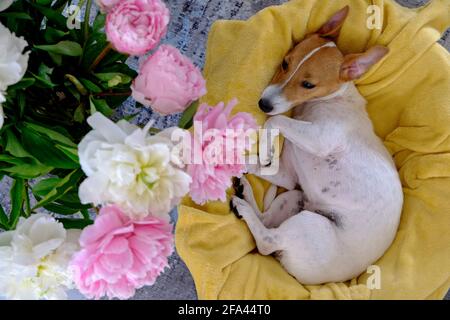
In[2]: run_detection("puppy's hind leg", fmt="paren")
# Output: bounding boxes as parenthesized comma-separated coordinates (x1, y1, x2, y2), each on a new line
(233, 177, 303, 228)
(263, 184, 278, 212)
(276, 211, 342, 284)
(231, 196, 281, 255)
(261, 190, 303, 228)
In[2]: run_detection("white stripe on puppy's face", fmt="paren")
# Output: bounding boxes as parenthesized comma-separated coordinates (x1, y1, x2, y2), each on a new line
(281, 42, 336, 89)
(259, 40, 342, 115)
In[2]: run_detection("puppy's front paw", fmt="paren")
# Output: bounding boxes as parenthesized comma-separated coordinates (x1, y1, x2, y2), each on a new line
(229, 198, 242, 219)
(231, 196, 255, 220)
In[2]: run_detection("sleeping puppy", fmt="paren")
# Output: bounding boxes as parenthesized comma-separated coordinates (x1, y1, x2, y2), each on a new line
(230, 6, 403, 284)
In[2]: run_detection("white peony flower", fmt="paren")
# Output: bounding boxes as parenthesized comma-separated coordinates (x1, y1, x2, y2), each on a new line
(0, 0, 14, 12)
(78, 112, 192, 218)
(0, 20, 29, 130)
(0, 104, 4, 130)
(0, 214, 80, 300)
(0, 21, 29, 97)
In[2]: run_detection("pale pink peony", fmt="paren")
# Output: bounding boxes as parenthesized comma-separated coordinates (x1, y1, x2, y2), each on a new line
(131, 45, 207, 115)
(95, 0, 121, 12)
(187, 99, 258, 205)
(105, 0, 170, 56)
(70, 205, 173, 300)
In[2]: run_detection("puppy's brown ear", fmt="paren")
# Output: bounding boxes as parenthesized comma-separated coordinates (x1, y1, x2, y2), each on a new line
(340, 45, 389, 81)
(317, 6, 350, 40)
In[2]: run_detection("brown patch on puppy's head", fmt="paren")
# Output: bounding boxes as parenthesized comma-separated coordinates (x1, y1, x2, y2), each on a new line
(258, 6, 388, 115)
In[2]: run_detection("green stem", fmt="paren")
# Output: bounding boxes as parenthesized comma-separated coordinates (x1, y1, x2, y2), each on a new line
(83, 0, 92, 42)
(76, 0, 87, 66)
(24, 184, 31, 217)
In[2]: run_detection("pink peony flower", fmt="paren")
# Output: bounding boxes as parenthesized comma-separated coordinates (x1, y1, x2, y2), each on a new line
(70, 205, 173, 300)
(105, 0, 170, 56)
(131, 45, 207, 115)
(187, 99, 258, 205)
(95, 0, 121, 12)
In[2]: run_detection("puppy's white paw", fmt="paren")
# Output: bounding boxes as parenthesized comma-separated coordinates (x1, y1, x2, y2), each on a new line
(230, 196, 254, 221)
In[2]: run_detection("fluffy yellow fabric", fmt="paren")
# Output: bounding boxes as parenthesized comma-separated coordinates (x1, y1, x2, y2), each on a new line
(176, 0, 450, 299)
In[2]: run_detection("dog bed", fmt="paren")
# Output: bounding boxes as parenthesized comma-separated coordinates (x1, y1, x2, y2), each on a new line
(176, 0, 450, 299)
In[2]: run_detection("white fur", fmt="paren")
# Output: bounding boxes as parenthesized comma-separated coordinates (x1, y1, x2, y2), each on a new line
(233, 82, 403, 284)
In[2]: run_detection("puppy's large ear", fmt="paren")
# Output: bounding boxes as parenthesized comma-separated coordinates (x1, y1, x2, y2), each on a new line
(317, 6, 350, 40)
(340, 46, 389, 81)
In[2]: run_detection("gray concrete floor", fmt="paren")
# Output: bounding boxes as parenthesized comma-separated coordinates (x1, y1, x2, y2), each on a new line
(0, 0, 448, 300)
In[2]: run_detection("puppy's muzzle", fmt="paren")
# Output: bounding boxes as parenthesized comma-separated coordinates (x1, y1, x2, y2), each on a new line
(258, 98, 274, 113)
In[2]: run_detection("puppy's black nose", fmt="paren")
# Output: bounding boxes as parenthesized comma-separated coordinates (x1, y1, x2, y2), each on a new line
(258, 98, 273, 113)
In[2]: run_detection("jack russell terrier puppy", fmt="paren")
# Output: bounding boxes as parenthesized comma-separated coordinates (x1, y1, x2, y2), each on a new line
(230, 6, 403, 284)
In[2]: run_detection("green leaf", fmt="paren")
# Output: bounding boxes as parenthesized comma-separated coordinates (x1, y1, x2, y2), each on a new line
(9, 178, 25, 229)
(179, 101, 199, 129)
(55, 144, 79, 163)
(92, 14, 106, 33)
(36, 0, 54, 6)
(79, 78, 102, 93)
(35, 41, 83, 57)
(0, 203, 9, 229)
(32, 169, 84, 210)
(80, 32, 108, 70)
(44, 203, 81, 215)
(1, 163, 52, 179)
(0, 154, 52, 179)
(99, 63, 138, 78)
(74, 104, 85, 123)
(18, 91, 26, 117)
(66, 83, 81, 101)
(44, 27, 68, 43)
(7, 78, 35, 90)
(89, 96, 113, 117)
(0, 154, 25, 166)
(30, 3, 67, 29)
(57, 218, 93, 229)
(32, 177, 60, 197)
(81, 208, 90, 220)
(22, 122, 76, 147)
(0, 12, 33, 20)
(94, 73, 132, 88)
(48, 52, 62, 66)
(52, 0, 70, 11)
(31, 64, 57, 88)
(123, 113, 140, 122)
(20, 125, 79, 169)
(5, 129, 32, 158)
(57, 192, 90, 209)
(97, 51, 129, 68)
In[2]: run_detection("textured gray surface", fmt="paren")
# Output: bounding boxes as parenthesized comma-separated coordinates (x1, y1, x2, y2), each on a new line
(1, 0, 449, 300)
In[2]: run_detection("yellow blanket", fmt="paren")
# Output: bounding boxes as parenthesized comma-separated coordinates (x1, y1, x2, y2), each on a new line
(176, 0, 450, 299)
